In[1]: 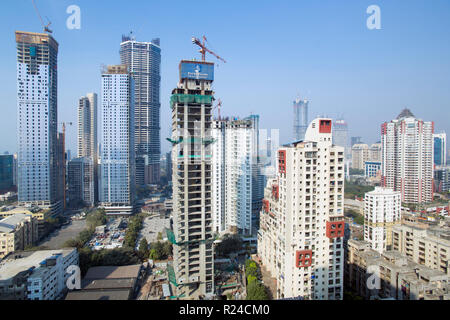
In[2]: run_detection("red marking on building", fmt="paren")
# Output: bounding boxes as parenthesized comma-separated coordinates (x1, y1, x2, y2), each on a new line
(272, 184, 279, 200)
(295, 250, 313, 268)
(262, 199, 270, 213)
(319, 119, 332, 133)
(278, 150, 286, 174)
(326, 220, 345, 239)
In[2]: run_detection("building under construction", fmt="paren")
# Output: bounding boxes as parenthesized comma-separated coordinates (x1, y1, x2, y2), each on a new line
(168, 60, 216, 298)
(293, 98, 309, 141)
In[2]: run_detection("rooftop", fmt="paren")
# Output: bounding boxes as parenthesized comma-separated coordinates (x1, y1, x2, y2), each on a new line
(0, 213, 32, 233)
(0, 249, 76, 280)
(396, 108, 415, 120)
(84, 265, 141, 280)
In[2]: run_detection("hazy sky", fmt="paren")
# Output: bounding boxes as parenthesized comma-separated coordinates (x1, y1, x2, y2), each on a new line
(1, 0, 449, 155)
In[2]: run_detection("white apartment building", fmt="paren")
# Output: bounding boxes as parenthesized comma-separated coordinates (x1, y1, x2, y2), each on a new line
(0, 249, 78, 300)
(369, 143, 382, 162)
(381, 109, 434, 203)
(364, 187, 401, 253)
(99, 65, 135, 214)
(258, 118, 345, 300)
(211, 120, 226, 233)
(392, 224, 450, 275)
(351, 143, 369, 170)
(212, 118, 253, 235)
(16, 31, 62, 215)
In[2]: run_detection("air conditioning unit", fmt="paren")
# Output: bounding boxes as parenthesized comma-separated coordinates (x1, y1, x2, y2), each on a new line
(189, 276, 199, 282)
(178, 277, 186, 284)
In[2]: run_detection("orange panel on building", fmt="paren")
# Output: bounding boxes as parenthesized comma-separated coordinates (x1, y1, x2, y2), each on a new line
(278, 150, 286, 174)
(319, 119, 332, 133)
(326, 221, 345, 238)
(295, 250, 313, 268)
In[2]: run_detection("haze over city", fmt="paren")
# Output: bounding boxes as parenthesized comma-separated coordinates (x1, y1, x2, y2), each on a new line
(0, 0, 449, 155)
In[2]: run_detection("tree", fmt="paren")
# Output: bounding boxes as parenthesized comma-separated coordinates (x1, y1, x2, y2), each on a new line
(138, 238, 149, 259)
(163, 241, 173, 258)
(246, 281, 269, 300)
(247, 275, 257, 285)
(216, 234, 243, 256)
(149, 249, 159, 261)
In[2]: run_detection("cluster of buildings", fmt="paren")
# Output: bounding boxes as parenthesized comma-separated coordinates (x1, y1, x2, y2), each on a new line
(255, 107, 450, 300)
(11, 30, 162, 217)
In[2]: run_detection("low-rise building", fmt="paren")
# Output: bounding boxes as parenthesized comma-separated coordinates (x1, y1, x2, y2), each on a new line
(364, 161, 381, 179)
(391, 224, 450, 275)
(0, 214, 38, 258)
(65, 264, 144, 300)
(346, 239, 450, 300)
(0, 207, 49, 241)
(0, 248, 79, 300)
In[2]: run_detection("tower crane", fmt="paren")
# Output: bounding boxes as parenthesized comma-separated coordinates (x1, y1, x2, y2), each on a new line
(59, 122, 73, 210)
(191, 36, 226, 63)
(32, 0, 53, 33)
(213, 99, 223, 120)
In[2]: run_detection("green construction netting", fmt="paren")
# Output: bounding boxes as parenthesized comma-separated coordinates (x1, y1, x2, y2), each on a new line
(170, 94, 213, 108)
(166, 228, 177, 245)
(167, 263, 178, 287)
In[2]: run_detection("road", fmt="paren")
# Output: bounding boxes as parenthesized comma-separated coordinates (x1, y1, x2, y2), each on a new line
(39, 219, 86, 249)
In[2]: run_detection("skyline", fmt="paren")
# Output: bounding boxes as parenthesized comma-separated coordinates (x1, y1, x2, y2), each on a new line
(1, 0, 450, 155)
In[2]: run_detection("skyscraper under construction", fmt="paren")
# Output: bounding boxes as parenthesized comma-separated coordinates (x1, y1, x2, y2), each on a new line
(168, 60, 215, 298)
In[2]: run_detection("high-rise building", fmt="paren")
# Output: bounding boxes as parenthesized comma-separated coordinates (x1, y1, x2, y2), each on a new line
(211, 120, 226, 234)
(333, 119, 348, 158)
(12, 153, 18, 187)
(16, 31, 62, 214)
(369, 142, 382, 162)
(381, 109, 434, 204)
(434, 167, 450, 193)
(78, 93, 98, 203)
(99, 65, 135, 214)
(363, 187, 401, 253)
(56, 132, 65, 209)
(258, 118, 345, 300)
(293, 98, 309, 141)
(351, 143, 369, 170)
(169, 60, 215, 298)
(434, 132, 447, 167)
(0, 155, 14, 191)
(120, 36, 161, 185)
(68, 157, 94, 208)
(212, 117, 254, 235)
(246, 115, 264, 232)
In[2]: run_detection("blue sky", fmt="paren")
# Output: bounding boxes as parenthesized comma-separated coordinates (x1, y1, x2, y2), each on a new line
(1, 0, 449, 154)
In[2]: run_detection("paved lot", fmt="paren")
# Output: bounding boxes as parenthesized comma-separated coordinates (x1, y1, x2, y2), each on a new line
(39, 220, 87, 249)
(136, 215, 170, 247)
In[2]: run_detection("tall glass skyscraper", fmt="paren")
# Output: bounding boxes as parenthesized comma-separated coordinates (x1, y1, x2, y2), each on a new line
(78, 93, 98, 203)
(16, 31, 62, 214)
(120, 36, 161, 185)
(434, 132, 447, 166)
(293, 98, 309, 141)
(100, 65, 135, 214)
(333, 119, 349, 159)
